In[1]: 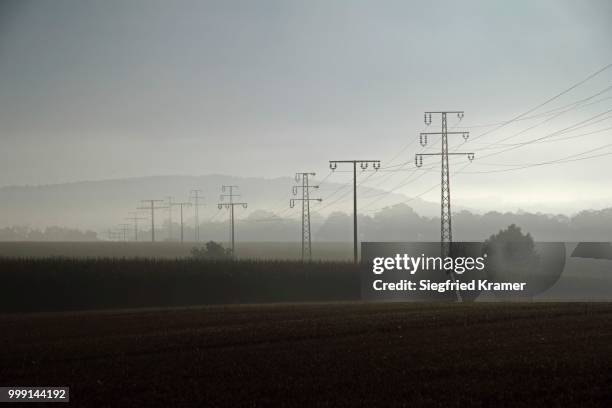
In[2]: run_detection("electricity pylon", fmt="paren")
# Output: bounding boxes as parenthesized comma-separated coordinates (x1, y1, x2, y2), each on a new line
(329, 159, 381, 263)
(172, 201, 192, 243)
(166, 196, 174, 241)
(217, 185, 247, 257)
(416, 111, 475, 302)
(190, 190, 205, 242)
(415, 111, 474, 259)
(117, 223, 131, 241)
(126, 212, 148, 241)
(290, 172, 322, 261)
(106, 229, 119, 241)
(137, 199, 167, 242)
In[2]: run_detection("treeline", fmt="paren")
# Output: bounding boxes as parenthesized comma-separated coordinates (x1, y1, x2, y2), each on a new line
(0, 226, 98, 241)
(214, 205, 612, 242)
(1, 205, 611, 242)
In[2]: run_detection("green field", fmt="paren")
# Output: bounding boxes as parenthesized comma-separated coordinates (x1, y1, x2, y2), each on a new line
(1, 302, 611, 406)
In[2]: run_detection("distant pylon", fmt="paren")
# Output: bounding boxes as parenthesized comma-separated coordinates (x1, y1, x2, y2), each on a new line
(166, 196, 174, 241)
(126, 212, 147, 241)
(137, 200, 167, 242)
(171, 201, 192, 243)
(190, 190, 205, 242)
(290, 172, 322, 261)
(117, 223, 131, 241)
(217, 185, 247, 257)
(329, 159, 381, 263)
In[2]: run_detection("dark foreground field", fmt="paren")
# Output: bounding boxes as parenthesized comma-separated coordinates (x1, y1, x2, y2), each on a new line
(1, 302, 611, 407)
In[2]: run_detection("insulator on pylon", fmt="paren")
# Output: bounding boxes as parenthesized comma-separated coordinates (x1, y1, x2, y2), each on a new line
(289, 199, 295, 208)
(218, 204, 223, 210)
(242, 203, 248, 209)
(415, 155, 423, 168)
(360, 162, 368, 170)
(330, 162, 337, 171)
(373, 161, 381, 170)
(467, 153, 474, 161)
(462, 132, 469, 141)
(457, 112, 464, 120)
(292, 186, 298, 195)
(420, 133, 428, 147)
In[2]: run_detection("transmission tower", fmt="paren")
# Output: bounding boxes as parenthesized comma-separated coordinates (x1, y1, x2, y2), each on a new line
(117, 223, 131, 241)
(137, 200, 167, 242)
(126, 211, 148, 241)
(415, 111, 474, 259)
(290, 172, 322, 261)
(190, 190, 205, 242)
(329, 160, 381, 263)
(166, 196, 174, 241)
(171, 201, 192, 243)
(217, 185, 248, 257)
(106, 229, 119, 241)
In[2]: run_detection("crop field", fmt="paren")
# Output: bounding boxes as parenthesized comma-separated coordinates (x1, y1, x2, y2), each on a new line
(0, 258, 359, 312)
(1, 302, 611, 407)
(0, 241, 354, 260)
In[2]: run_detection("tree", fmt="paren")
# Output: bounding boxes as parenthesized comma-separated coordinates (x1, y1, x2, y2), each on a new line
(483, 224, 539, 295)
(191, 241, 232, 260)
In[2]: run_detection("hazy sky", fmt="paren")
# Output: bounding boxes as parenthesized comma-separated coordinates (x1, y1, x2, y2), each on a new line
(1, 0, 611, 214)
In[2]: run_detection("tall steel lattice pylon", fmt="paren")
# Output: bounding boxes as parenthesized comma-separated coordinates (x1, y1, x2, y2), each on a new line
(416, 111, 475, 301)
(290, 172, 322, 261)
(217, 185, 247, 257)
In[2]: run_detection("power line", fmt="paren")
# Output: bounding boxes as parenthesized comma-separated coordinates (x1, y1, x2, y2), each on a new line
(455, 94, 612, 129)
(473, 113, 612, 151)
(459, 142, 612, 174)
(466, 86, 612, 150)
(469, 62, 612, 143)
(474, 108, 612, 161)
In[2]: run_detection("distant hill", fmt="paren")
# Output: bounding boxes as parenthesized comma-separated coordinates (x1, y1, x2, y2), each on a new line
(0, 174, 442, 230)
